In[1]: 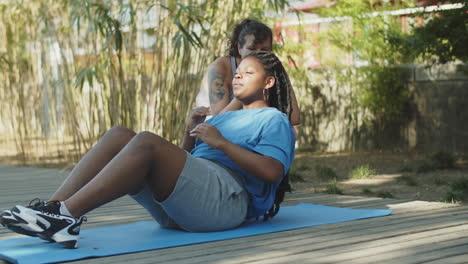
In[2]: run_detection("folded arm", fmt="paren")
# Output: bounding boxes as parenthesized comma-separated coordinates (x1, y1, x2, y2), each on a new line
(189, 123, 284, 184)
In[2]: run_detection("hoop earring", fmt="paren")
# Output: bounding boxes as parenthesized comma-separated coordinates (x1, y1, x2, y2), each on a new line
(263, 89, 269, 101)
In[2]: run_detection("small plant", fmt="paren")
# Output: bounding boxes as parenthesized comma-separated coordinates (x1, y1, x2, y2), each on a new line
(429, 151, 455, 170)
(325, 180, 343, 195)
(349, 164, 375, 179)
(443, 190, 464, 204)
(397, 175, 418, 187)
(445, 177, 468, 202)
(315, 165, 338, 181)
(376, 190, 394, 199)
(415, 160, 436, 173)
(440, 177, 468, 203)
(362, 188, 373, 195)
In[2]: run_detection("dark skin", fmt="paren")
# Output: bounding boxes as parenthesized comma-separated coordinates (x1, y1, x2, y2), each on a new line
(48, 58, 284, 218)
(208, 70, 226, 104)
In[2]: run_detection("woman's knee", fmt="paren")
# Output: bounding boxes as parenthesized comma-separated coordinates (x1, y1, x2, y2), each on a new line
(131, 131, 164, 152)
(106, 126, 136, 141)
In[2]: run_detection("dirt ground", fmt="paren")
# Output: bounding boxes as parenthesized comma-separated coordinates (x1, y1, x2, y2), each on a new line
(290, 151, 468, 204)
(1, 151, 467, 204)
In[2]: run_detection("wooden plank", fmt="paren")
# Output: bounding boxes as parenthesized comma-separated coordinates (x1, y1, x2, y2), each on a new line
(298, 228, 468, 263)
(146, 215, 468, 264)
(76, 207, 468, 264)
(423, 253, 468, 264)
(1, 166, 467, 264)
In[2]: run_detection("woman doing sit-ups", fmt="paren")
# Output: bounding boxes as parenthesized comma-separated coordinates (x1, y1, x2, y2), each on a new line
(0, 52, 296, 249)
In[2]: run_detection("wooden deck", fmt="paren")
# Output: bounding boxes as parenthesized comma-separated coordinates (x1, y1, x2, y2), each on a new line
(1, 165, 467, 264)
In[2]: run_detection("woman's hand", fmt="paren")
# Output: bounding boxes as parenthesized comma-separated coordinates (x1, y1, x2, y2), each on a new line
(186, 107, 211, 130)
(189, 123, 226, 149)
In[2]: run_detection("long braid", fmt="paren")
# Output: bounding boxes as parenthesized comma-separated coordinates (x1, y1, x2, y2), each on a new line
(244, 51, 293, 220)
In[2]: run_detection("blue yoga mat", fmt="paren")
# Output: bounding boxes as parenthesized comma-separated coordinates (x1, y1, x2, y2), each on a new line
(0, 203, 391, 264)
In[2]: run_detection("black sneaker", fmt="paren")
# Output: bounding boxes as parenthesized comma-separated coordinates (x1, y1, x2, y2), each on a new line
(0, 199, 54, 241)
(8, 201, 86, 249)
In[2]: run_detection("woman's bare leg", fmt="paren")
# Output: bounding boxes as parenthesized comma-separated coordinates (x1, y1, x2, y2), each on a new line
(49, 127, 136, 201)
(63, 131, 187, 218)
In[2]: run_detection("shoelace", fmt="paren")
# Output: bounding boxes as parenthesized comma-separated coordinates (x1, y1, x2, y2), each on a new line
(27, 198, 88, 222)
(27, 198, 46, 209)
(39, 201, 62, 217)
(26, 198, 60, 216)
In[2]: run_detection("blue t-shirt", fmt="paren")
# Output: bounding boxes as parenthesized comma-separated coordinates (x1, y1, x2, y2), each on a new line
(191, 107, 296, 218)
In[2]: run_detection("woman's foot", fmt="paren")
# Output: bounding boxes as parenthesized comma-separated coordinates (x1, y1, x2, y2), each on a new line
(1, 200, 86, 248)
(0, 199, 54, 241)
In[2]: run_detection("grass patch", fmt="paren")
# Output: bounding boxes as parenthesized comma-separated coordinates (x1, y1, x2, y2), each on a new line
(362, 188, 373, 195)
(325, 181, 343, 195)
(315, 165, 338, 181)
(349, 164, 375, 179)
(443, 177, 468, 202)
(443, 190, 464, 204)
(397, 175, 418, 186)
(376, 190, 394, 199)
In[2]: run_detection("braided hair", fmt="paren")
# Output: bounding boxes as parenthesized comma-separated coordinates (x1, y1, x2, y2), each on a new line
(245, 51, 293, 220)
(227, 19, 273, 58)
(245, 51, 292, 121)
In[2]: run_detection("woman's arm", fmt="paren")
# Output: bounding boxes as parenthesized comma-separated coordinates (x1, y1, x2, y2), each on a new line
(218, 98, 243, 115)
(181, 127, 196, 152)
(197, 58, 231, 116)
(217, 140, 283, 184)
(189, 123, 283, 184)
(181, 107, 211, 152)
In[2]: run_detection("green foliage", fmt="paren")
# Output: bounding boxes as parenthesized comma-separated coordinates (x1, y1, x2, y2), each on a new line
(355, 66, 409, 124)
(389, 0, 468, 65)
(315, 165, 338, 181)
(443, 179, 467, 203)
(0, 0, 291, 163)
(349, 164, 375, 179)
(448, 177, 468, 200)
(286, 0, 415, 133)
(315, 0, 415, 67)
(325, 180, 343, 195)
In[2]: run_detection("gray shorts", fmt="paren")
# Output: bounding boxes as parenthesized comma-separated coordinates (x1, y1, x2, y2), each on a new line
(131, 153, 249, 232)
